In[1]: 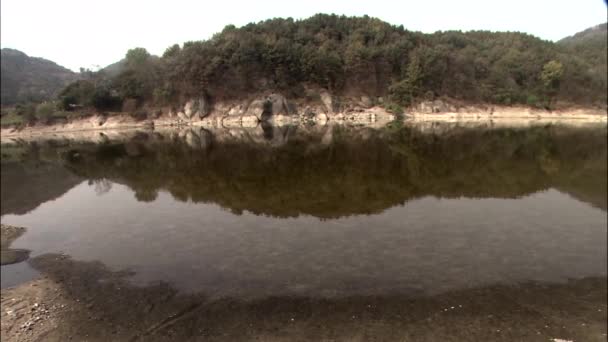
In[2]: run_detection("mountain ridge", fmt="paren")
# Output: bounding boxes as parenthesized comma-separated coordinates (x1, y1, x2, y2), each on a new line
(1, 48, 79, 105)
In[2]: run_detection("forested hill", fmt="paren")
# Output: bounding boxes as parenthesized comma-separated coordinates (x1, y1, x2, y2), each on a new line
(56, 15, 608, 113)
(0, 48, 79, 105)
(558, 23, 607, 77)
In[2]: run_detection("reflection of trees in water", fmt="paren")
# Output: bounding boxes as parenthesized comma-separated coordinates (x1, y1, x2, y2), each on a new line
(91, 178, 113, 196)
(62, 124, 607, 218)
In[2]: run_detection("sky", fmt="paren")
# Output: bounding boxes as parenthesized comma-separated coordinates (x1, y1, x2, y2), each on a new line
(1, 0, 607, 72)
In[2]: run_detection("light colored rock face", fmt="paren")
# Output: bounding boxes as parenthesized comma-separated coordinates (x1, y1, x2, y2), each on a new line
(183, 97, 211, 119)
(197, 96, 210, 118)
(89, 115, 106, 127)
(228, 105, 245, 117)
(222, 116, 242, 127)
(184, 101, 196, 118)
(267, 94, 288, 116)
(418, 100, 456, 114)
(246, 100, 267, 120)
(360, 96, 373, 108)
(320, 90, 334, 114)
(240, 115, 259, 127)
(177, 111, 188, 121)
(314, 113, 329, 123)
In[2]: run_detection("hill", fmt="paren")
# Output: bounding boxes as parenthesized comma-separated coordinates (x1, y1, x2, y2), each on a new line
(5, 15, 607, 123)
(558, 23, 607, 84)
(58, 15, 606, 115)
(0, 48, 79, 105)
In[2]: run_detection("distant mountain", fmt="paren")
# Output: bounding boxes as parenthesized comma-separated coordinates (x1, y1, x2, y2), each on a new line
(99, 59, 127, 78)
(559, 23, 607, 46)
(0, 48, 79, 105)
(558, 23, 607, 67)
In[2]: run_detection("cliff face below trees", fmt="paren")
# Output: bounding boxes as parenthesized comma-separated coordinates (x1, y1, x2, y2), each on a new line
(1, 97, 606, 139)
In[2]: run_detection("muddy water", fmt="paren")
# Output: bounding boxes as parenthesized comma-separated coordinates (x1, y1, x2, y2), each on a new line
(1, 122, 606, 341)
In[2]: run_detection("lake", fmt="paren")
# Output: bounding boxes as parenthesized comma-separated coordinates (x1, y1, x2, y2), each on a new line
(1, 121, 606, 341)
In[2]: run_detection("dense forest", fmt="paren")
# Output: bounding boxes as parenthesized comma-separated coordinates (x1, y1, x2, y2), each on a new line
(3, 15, 607, 123)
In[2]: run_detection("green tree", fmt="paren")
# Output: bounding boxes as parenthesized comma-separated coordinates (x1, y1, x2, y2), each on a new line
(35, 102, 55, 124)
(126, 48, 151, 68)
(162, 44, 181, 59)
(540, 60, 563, 108)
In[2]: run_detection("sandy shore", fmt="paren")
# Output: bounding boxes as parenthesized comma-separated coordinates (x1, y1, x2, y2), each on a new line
(1, 253, 605, 342)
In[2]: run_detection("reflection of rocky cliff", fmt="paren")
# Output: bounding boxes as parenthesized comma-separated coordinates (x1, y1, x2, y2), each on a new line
(58, 123, 606, 218)
(1, 145, 82, 216)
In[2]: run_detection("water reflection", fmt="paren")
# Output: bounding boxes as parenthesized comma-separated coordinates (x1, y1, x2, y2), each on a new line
(0, 122, 606, 299)
(54, 122, 608, 216)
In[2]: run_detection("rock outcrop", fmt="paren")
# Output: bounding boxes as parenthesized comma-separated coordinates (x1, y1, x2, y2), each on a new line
(320, 90, 337, 113)
(245, 99, 267, 120)
(183, 95, 211, 119)
(417, 100, 457, 114)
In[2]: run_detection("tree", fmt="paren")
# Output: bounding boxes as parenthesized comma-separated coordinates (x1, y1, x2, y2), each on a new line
(126, 48, 151, 68)
(35, 102, 55, 124)
(540, 60, 563, 108)
(162, 44, 181, 59)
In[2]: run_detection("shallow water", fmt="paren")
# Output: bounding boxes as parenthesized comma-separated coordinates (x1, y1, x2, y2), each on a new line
(1, 122, 606, 340)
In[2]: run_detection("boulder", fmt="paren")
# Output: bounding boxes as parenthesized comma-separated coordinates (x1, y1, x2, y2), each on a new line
(184, 101, 196, 118)
(314, 113, 329, 123)
(177, 111, 188, 121)
(320, 90, 335, 113)
(183, 96, 211, 119)
(418, 100, 456, 113)
(360, 96, 373, 108)
(245, 99, 269, 120)
(267, 93, 288, 116)
(228, 104, 245, 116)
(241, 115, 259, 127)
(197, 96, 211, 118)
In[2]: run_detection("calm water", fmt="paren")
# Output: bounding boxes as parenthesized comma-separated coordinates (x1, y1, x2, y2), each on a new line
(1, 122, 607, 340)
(2, 122, 606, 293)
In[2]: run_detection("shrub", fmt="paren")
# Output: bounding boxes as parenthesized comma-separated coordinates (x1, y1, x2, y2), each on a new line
(35, 102, 56, 124)
(122, 98, 138, 112)
(383, 102, 404, 115)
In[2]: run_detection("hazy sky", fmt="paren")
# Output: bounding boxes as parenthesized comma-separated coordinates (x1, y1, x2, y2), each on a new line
(1, 0, 606, 71)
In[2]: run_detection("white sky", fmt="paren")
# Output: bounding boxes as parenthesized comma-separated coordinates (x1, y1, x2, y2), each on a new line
(1, 0, 607, 72)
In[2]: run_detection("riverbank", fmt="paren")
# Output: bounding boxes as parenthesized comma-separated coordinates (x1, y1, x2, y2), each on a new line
(1, 100, 606, 139)
(1, 253, 605, 341)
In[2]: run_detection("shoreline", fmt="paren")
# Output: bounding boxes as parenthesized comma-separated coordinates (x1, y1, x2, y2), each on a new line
(1, 105, 606, 140)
